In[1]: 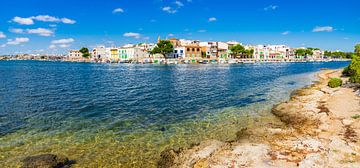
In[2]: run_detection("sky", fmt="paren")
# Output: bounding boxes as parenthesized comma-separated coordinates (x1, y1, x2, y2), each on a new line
(0, 0, 359, 55)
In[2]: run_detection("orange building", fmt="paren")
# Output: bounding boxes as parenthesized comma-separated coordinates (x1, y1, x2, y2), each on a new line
(185, 45, 202, 62)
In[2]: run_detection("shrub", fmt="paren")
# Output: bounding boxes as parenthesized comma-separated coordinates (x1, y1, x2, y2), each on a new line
(328, 78, 343, 88)
(342, 66, 352, 76)
(348, 48, 360, 83)
(352, 114, 360, 119)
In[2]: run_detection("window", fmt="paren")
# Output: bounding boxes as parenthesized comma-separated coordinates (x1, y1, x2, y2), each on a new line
(187, 48, 190, 52)
(180, 50, 183, 53)
(192, 48, 195, 52)
(197, 48, 200, 52)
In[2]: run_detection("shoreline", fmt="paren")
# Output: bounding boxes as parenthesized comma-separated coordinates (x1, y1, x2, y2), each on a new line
(0, 58, 351, 65)
(159, 69, 360, 168)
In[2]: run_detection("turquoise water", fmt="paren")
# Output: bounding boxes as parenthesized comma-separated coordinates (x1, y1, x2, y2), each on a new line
(0, 61, 349, 167)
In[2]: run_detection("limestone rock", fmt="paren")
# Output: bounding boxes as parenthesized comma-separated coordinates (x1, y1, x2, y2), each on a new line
(21, 154, 71, 168)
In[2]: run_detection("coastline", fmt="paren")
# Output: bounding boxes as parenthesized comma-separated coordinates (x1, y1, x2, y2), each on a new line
(158, 69, 360, 168)
(0, 58, 351, 65)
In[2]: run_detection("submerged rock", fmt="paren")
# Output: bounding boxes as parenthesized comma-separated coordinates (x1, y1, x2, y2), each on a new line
(157, 149, 180, 168)
(21, 154, 72, 168)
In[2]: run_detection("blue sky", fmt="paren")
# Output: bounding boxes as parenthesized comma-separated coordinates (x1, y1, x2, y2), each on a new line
(0, 0, 359, 54)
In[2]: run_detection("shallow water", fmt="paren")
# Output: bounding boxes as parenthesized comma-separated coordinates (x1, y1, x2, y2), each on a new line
(0, 61, 349, 167)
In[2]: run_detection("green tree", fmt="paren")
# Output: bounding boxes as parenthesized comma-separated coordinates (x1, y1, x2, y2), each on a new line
(295, 49, 306, 56)
(244, 49, 254, 58)
(230, 44, 245, 58)
(344, 44, 360, 83)
(79, 47, 90, 58)
(324, 51, 332, 57)
(150, 40, 174, 60)
(355, 43, 360, 54)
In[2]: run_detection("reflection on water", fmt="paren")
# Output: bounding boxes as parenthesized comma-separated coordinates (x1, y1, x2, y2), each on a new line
(0, 61, 349, 167)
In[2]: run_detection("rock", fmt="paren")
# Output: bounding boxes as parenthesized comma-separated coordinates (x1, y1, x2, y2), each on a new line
(21, 154, 72, 168)
(298, 153, 327, 168)
(342, 119, 354, 126)
(157, 149, 180, 168)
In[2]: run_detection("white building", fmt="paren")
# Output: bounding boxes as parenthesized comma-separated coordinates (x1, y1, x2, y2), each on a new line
(253, 45, 293, 60)
(92, 46, 107, 61)
(68, 50, 83, 61)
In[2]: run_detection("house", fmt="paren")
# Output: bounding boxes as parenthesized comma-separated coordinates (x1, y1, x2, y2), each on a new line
(92, 46, 107, 62)
(119, 45, 151, 62)
(184, 45, 202, 62)
(68, 50, 83, 61)
(110, 48, 119, 62)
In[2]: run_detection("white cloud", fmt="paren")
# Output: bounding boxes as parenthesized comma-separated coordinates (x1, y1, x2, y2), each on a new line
(312, 26, 334, 32)
(168, 33, 175, 37)
(143, 37, 150, 40)
(49, 24, 57, 27)
(49, 44, 56, 49)
(31, 15, 59, 22)
(113, 8, 124, 13)
(264, 5, 278, 11)
(162, 6, 177, 14)
(9, 28, 24, 34)
(12, 17, 34, 25)
(50, 38, 74, 49)
(11, 15, 76, 25)
(198, 29, 206, 33)
(27, 28, 54, 36)
(123, 32, 141, 39)
(6, 37, 30, 45)
(61, 18, 76, 24)
(208, 17, 217, 22)
(51, 38, 75, 44)
(282, 31, 290, 35)
(174, 1, 184, 7)
(0, 32, 6, 38)
(59, 44, 70, 48)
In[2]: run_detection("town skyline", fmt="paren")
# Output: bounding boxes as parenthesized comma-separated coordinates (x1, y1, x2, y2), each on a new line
(0, 0, 359, 55)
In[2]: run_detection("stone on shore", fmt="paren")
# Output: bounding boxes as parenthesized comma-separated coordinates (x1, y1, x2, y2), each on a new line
(21, 154, 71, 168)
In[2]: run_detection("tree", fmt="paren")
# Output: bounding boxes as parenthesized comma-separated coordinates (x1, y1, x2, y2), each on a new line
(79, 47, 90, 58)
(344, 44, 360, 83)
(244, 49, 254, 58)
(324, 51, 332, 57)
(295, 49, 306, 56)
(355, 43, 360, 54)
(230, 44, 245, 58)
(150, 40, 174, 60)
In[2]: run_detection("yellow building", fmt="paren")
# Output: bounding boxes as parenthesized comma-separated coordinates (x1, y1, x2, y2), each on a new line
(110, 48, 119, 62)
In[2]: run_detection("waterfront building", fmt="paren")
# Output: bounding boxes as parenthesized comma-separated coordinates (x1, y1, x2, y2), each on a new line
(184, 45, 202, 63)
(311, 50, 324, 60)
(170, 46, 185, 59)
(217, 42, 229, 59)
(68, 50, 83, 61)
(253, 45, 293, 60)
(199, 42, 229, 59)
(92, 46, 107, 62)
(110, 48, 119, 62)
(118, 45, 151, 62)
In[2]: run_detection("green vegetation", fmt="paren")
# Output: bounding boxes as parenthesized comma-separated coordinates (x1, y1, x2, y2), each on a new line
(324, 50, 353, 59)
(230, 44, 254, 58)
(295, 48, 313, 57)
(351, 114, 360, 119)
(328, 78, 343, 88)
(343, 43, 360, 83)
(79, 47, 90, 58)
(150, 40, 174, 59)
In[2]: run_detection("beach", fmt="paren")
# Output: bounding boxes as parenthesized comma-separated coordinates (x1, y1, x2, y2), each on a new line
(159, 69, 360, 168)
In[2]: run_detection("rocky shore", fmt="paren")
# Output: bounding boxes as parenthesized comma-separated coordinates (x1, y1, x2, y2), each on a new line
(158, 69, 360, 168)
